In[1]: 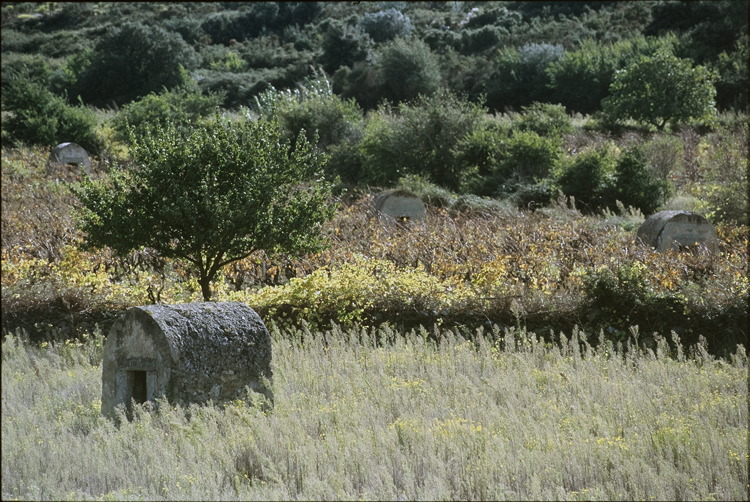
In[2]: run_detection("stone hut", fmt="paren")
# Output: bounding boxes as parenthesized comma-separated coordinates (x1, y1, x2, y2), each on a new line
(49, 142, 91, 170)
(101, 302, 273, 419)
(636, 210, 718, 253)
(373, 189, 426, 222)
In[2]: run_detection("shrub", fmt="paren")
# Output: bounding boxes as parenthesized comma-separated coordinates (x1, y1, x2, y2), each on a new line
(325, 136, 366, 186)
(111, 83, 224, 144)
(378, 37, 441, 104)
(71, 22, 198, 107)
(495, 131, 562, 185)
(2, 74, 102, 154)
(554, 145, 618, 213)
(359, 8, 413, 43)
(460, 25, 508, 54)
(712, 38, 749, 112)
(484, 43, 565, 112)
(163, 16, 204, 44)
(199, 10, 246, 45)
(1, 54, 51, 92)
(331, 62, 383, 112)
(515, 102, 573, 137)
(507, 181, 556, 211)
(641, 134, 682, 181)
(1, 29, 34, 53)
(468, 131, 562, 199)
(602, 51, 717, 131)
(613, 146, 672, 216)
(647, 0, 747, 66)
(582, 261, 652, 329)
(253, 71, 364, 152)
(694, 124, 748, 225)
(546, 35, 678, 116)
(318, 21, 373, 74)
(422, 28, 463, 53)
(463, 5, 523, 30)
(199, 3, 303, 45)
(360, 90, 486, 190)
(197, 69, 290, 110)
(452, 125, 509, 195)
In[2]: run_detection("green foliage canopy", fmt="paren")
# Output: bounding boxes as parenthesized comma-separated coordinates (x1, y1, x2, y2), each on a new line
(484, 42, 564, 112)
(360, 90, 486, 191)
(359, 8, 413, 43)
(602, 52, 717, 130)
(71, 117, 335, 301)
(111, 83, 224, 145)
(378, 37, 441, 104)
(71, 22, 198, 107)
(318, 21, 373, 74)
(2, 72, 101, 153)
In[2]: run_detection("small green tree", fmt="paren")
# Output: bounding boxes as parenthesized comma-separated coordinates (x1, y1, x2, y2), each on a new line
(613, 146, 672, 216)
(360, 90, 486, 190)
(70, 22, 198, 107)
(71, 117, 335, 301)
(378, 37, 441, 104)
(602, 51, 717, 130)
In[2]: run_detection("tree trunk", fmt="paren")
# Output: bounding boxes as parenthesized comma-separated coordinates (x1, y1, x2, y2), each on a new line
(199, 275, 212, 301)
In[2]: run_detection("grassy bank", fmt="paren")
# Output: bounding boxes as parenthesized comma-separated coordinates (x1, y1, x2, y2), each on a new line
(2, 323, 747, 501)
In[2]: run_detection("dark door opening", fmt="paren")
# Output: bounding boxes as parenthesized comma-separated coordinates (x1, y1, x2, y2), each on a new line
(131, 371, 147, 404)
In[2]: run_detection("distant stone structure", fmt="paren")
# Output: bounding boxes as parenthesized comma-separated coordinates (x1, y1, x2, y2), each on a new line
(373, 189, 426, 222)
(636, 210, 718, 252)
(48, 142, 92, 181)
(49, 142, 91, 170)
(101, 302, 273, 419)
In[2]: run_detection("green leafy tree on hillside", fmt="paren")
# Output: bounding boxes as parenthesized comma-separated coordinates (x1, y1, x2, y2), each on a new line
(360, 90, 485, 190)
(71, 22, 198, 107)
(71, 117, 335, 301)
(378, 37, 441, 104)
(602, 51, 716, 130)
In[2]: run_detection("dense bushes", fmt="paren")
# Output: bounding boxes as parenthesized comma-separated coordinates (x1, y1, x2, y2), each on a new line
(514, 102, 573, 137)
(554, 143, 671, 215)
(69, 22, 198, 107)
(484, 43, 565, 112)
(199, 3, 321, 45)
(2, 74, 101, 153)
(378, 37, 441, 104)
(254, 72, 363, 151)
(545, 35, 678, 115)
(459, 129, 562, 198)
(111, 84, 224, 144)
(360, 90, 486, 190)
(318, 21, 373, 74)
(554, 145, 618, 213)
(693, 124, 749, 225)
(359, 8, 413, 43)
(612, 146, 672, 216)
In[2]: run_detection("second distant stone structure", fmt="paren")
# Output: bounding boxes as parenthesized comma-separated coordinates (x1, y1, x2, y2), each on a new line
(373, 189, 426, 222)
(636, 210, 718, 253)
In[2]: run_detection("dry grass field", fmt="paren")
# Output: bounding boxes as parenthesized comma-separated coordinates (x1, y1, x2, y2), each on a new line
(2, 323, 747, 501)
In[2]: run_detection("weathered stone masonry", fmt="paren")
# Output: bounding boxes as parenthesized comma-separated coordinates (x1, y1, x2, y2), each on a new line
(101, 302, 273, 418)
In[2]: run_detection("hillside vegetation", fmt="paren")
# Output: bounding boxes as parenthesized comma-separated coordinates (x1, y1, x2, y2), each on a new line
(1, 1, 748, 357)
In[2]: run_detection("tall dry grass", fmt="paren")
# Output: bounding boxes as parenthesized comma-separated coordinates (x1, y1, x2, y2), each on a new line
(2, 323, 747, 500)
